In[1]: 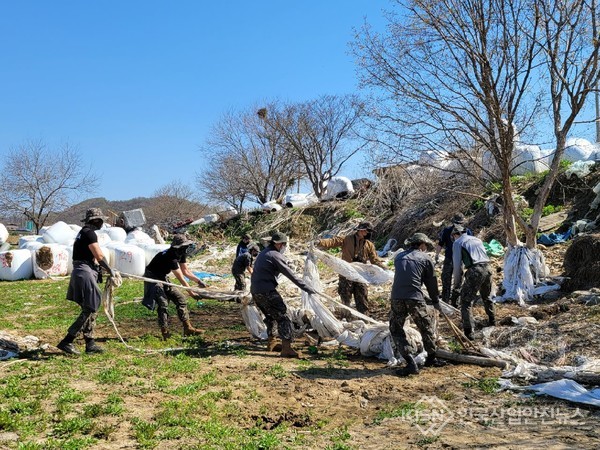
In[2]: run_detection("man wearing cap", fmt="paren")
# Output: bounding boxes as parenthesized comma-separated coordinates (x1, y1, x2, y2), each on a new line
(142, 234, 206, 340)
(435, 213, 473, 307)
(251, 232, 318, 358)
(451, 226, 495, 340)
(236, 233, 252, 258)
(231, 243, 259, 291)
(390, 233, 443, 376)
(315, 221, 385, 316)
(57, 208, 117, 355)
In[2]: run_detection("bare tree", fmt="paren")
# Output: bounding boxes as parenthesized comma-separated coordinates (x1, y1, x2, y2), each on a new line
(0, 140, 99, 233)
(196, 154, 248, 213)
(271, 94, 370, 198)
(145, 181, 208, 228)
(202, 103, 302, 206)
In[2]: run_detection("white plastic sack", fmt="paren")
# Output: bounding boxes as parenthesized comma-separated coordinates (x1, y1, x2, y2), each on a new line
(285, 193, 319, 208)
(500, 245, 548, 305)
(0, 249, 33, 281)
(42, 221, 77, 245)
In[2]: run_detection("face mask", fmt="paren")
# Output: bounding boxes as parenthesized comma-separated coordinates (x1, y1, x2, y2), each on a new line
(279, 244, 287, 254)
(88, 220, 103, 231)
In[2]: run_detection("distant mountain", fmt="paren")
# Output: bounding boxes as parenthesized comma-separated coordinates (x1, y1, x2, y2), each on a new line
(50, 197, 159, 225)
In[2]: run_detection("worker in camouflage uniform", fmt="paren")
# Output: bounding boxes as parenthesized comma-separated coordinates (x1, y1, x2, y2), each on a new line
(231, 243, 259, 291)
(251, 232, 317, 358)
(316, 221, 386, 317)
(435, 213, 472, 307)
(390, 233, 444, 376)
(451, 225, 495, 340)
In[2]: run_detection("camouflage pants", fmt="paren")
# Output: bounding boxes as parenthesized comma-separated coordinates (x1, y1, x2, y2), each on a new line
(441, 256, 462, 305)
(67, 307, 98, 340)
(460, 263, 494, 334)
(252, 290, 292, 341)
(389, 299, 437, 359)
(151, 284, 190, 328)
(338, 276, 369, 314)
(233, 273, 246, 291)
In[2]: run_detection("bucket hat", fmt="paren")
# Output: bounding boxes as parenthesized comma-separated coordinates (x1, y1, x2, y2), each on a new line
(355, 221, 374, 231)
(270, 232, 288, 244)
(81, 208, 108, 223)
(404, 232, 435, 250)
(171, 234, 194, 248)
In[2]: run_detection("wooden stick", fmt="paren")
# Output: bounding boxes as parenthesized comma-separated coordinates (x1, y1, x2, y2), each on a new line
(435, 348, 509, 369)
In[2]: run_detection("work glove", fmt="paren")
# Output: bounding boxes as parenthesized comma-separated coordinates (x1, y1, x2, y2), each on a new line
(190, 290, 202, 300)
(197, 280, 207, 288)
(98, 257, 115, 278)
(432, 302, 442, 312)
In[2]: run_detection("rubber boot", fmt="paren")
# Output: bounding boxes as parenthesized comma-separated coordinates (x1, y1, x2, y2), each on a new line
(182, 320, 204, 337)
(57, 335, 80, 355)
(424, 353, 447, 368)
(85, 338, 104, 354)
(464, 329, 474, 341)
(396, 355, 420, 376)
(280, 339, 299, 358)
(160, 327, 172, 340)
(267, 336, 282, 352)
(488, 314, 496, 327)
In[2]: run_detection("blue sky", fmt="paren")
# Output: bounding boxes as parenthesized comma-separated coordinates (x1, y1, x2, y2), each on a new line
(0, 1, 388, 201)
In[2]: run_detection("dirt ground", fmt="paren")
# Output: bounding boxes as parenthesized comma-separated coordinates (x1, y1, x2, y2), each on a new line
(4, 242, 600, 449)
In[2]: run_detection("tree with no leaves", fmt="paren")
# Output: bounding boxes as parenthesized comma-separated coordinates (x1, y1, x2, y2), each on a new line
(145, 180, 208, 229)
(355, 0, 600, 300)
(196, 154, 248, 213)
(0, 140, 99, 233)
(270, 94, 370, 199)
(200, 103, 301, 207)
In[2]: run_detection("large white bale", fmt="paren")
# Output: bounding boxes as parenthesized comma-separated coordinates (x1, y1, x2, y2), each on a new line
(18, 235, 45, 248)
(42, 221, 77, 245)
(261, 201, 281, 213)
(511, 144, 549, 175)
(20, 241, 46, 252)
(106, 226, 127, 242)
(285, 193, 318, 208)
(203, 213, 220, 223)
(0, 224, 8, 245)
(0, 249, 33, 281)
(68, 224, 82, 234)
(32, 244, 69, 279)
(322, 176, 354, 200)
(143, 244, 171, 265)
(112, 244, 146, 276)
(95, 230, 113, 246)
(563, 138, 594, 162)
(125, 229, 155, 245)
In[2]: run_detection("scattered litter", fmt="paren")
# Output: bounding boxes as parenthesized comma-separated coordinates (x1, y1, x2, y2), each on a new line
(537, 229, 572, 246)
(506, 379, 600, 407)
(483, 239, 505, 257)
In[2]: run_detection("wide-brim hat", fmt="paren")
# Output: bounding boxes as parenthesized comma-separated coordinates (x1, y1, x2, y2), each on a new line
(355, 221, 374, 232)
(270, 232, 288, 244)
(404, 232, 435, 250)
(171, 234, 194, 248)
(451, 213, 466, 224)
(81, 208, 108, 223)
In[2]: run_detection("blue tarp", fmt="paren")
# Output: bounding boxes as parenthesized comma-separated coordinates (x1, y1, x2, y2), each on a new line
(537, 228, 572, 246)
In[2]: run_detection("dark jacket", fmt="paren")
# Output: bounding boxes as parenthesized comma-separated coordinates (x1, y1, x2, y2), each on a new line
(391, 249, 439, 302)
(250, 244, 311, 294)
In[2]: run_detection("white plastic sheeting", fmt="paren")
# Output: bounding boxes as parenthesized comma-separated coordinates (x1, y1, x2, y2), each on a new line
(32, 244, 69, 279)
(565, 160, 596, 179)
(285, 193, 319, 208)
(499, 245, 549, 306)
(311, 247, 394, 285)
(509, 379, 600, 407)
(261, 201, 282, 213)
(511, 145, 550, 176)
